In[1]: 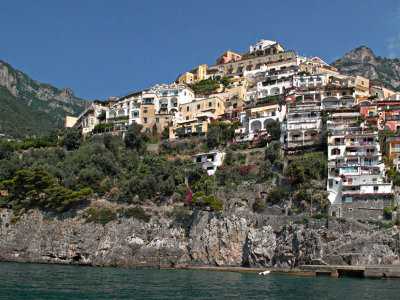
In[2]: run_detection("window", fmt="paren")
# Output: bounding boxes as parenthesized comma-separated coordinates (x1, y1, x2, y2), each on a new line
(197, 104, 200, 109)
(132, 111, 139, 118)
(209, 102, 212, 107)
(186, 106, 190, 112)
(369, 111, 374, 117)
(344, 197, 353, 203)
(186, 116, 189, 120)
(91, 118, 94, 125)
(288, 53, 291, 58)
(218, 103, 220, 107)
(143, 107, 148, 113)
(143, 117, 147, 124)
(374, 186, 379, 192)
(165, 118, 169, 122)
(156, 118, 159, 123)
(327, 92, 332, 96)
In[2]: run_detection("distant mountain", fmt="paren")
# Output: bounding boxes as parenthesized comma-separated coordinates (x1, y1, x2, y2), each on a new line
(0, 60, 90, 139)
(331, 46, 400, 92)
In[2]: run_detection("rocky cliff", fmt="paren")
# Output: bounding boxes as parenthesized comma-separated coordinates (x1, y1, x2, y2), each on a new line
(1, 208, 399, 269)
(332, 46, 400, 91)
(0, 60, 89, 138)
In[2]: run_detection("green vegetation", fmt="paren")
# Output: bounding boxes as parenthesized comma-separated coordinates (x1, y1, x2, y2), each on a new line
(267, 187, 288, 204)
(85, 206, 118, 225)
(118, 206, 151, 222)
(284, 152, 327, 185)
(190, 78, 220, 95)
(93, 123, 114, 133)
(253, 197, 266, 213)
(220, 76, 230, 87)
(264, 120, 281, 140)
(0, 167, 93, 211)
(294, 214, 347, 224)
(192, 191, 223, 211)
(206, 121, 241, 149)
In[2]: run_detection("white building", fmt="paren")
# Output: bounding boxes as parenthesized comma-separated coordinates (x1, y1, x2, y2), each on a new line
(327, 123, 392, 205)
(193, 151, 225, 175)
(244, 39, 283, 55)
(76, 103, 105, 134)
(257, 77, 292, 98)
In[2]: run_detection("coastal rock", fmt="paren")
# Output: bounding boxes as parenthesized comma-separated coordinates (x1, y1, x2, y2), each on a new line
(0, 209, 400, 269)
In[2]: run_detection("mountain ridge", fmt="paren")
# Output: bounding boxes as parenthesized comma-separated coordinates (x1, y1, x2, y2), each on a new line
(0, 59, 90, 138)
(331, 46, 400, 91)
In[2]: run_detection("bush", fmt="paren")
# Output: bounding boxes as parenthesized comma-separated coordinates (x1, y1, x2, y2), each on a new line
(192, 191, 223, 211)
(253, 197, 265, 213)
(265, 141, 281, 164)
(118, 206, 151, 223)
(384, 206, 394, 218)
(167, 206, 191, 226)
(284, 152, 327, 184)
(86, 206, 118, 226)
(267, 187, 288, 204)
(62, 128, 82, 151)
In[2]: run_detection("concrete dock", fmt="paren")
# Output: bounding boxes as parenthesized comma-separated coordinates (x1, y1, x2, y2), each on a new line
(186, 265, 400, 278)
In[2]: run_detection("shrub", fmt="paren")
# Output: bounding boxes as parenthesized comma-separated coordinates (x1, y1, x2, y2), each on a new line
(192, 191, 223, 211)
(86, 206, 118, 226)
(118, 206, 151, 223)
(267, 187, 288, 204)
(167, 206, 191, 226)
(253, 197, 265, 213)
(284, 152, 327, 184)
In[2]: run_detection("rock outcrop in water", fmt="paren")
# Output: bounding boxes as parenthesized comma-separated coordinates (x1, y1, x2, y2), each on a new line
(1, 208, 399, 269)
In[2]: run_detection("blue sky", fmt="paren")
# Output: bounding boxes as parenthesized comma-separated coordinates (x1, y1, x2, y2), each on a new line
(0, 0, 399, 100)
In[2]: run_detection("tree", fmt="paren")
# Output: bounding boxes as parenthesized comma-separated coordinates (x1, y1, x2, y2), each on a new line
(0, 141, 13, 160)
(224, 150, 235, 166)
(161, 126, 170, 140)
(43, 186, 93, 212)
(220, 76, 230, 87)
(124, 123, 149, 152)
(265, 141, 281, 164)
(62, 128, 82, 151)
(265, 120, 281, 140)
(97, 110, 106, 123)
(206, 126, 221, 149)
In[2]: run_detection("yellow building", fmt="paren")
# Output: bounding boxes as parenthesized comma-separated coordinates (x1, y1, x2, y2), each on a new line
(178, 72, 195, 85)
(229, 77, 250, 90)
(178, 64, 208, 85)
(193, 64, 207, 81)
(169, 96, 225, 138)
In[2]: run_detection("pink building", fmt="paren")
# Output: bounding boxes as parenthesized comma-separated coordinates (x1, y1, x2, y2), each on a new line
(216, 50, 242, 65)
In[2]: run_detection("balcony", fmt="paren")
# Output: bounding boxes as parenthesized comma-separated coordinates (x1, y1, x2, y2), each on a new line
(286, 123, 319, 131)
(345, 152, 378, 157)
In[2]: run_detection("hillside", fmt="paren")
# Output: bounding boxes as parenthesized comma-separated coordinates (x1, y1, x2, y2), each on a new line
(331, 46, 400, 91)
(0, 60, 89, 138)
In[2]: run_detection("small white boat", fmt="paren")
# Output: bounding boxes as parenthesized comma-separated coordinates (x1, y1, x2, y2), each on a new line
(258, 270, 271, 275)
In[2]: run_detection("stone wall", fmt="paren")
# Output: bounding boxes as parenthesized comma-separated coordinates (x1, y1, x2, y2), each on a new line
(329, 200, 392, 220)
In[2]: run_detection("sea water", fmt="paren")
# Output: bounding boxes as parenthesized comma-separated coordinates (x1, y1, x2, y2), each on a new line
(1, 262, 400, 299)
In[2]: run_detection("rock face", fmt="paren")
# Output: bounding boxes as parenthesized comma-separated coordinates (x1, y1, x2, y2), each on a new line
(0, 60, 89, 137)
(332, 46, 400, 91)
(1, 209, 399, 269)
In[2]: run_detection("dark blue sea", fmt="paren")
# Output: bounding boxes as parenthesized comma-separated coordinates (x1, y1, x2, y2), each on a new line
(1, 262, 400, 299)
